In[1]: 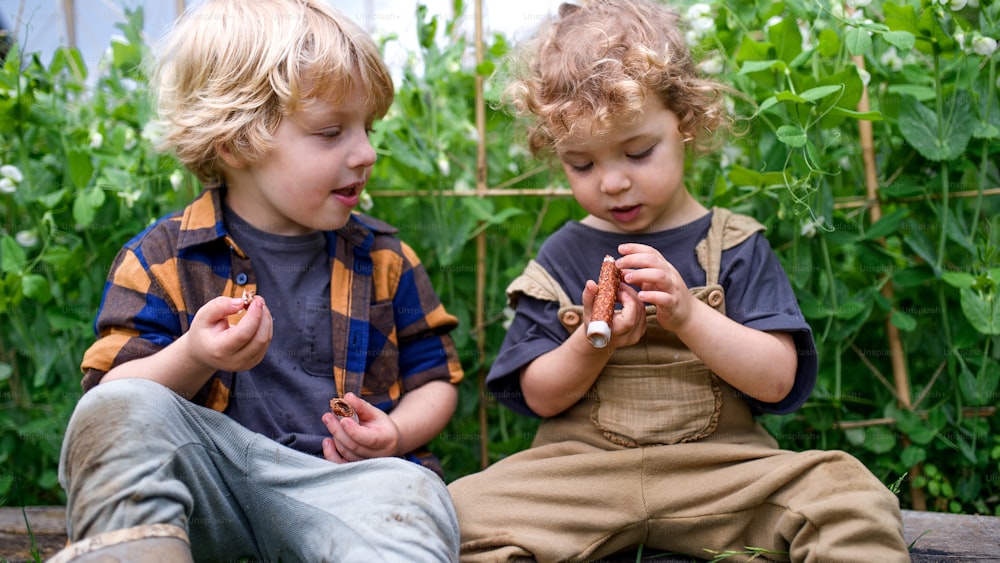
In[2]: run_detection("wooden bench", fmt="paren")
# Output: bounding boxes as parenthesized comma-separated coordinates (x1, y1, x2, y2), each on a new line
(2, 506, 997, 561)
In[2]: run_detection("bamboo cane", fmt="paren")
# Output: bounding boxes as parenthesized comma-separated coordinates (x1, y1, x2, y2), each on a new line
(473, 0, 490, 470)
(851, 50, 926, 510)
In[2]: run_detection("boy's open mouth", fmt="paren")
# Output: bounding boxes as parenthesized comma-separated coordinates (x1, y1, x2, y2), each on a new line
(331, 182, 363, 206)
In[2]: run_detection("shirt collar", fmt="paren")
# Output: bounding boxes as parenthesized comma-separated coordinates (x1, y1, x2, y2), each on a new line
(175, 187, 398, 253)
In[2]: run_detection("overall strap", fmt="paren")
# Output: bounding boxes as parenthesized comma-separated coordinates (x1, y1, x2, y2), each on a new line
(506, 259, 575, 309)
(694, 208, 766, 286)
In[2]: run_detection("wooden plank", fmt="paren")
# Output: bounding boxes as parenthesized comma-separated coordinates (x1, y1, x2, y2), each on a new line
(0, 507, 997, 561)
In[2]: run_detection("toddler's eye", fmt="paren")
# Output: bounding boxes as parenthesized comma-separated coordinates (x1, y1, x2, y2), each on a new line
(627, 145, 655, 160)
(568, 162, 593, 172)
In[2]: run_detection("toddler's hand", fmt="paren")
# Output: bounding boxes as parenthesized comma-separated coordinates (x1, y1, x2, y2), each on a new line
(186, 294, 273, 373)
(617, 243, 694, 331)
(582, 274, 646, 349)
(321, 393, 401, 463)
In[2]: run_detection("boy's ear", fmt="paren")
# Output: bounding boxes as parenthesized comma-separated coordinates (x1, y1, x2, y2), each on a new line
(216, 140, 247, 169)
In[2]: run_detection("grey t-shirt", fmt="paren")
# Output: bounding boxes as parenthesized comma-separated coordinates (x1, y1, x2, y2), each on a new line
(223, 208, 336, 454)
(486, 211, 817, 417)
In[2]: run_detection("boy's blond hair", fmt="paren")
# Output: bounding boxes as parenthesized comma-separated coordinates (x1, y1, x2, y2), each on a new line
(152, 0, 394, 185)
(502, 0, 733, 156)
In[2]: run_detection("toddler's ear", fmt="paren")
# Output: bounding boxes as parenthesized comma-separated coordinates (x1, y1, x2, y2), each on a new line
(558, 3, 581, 19)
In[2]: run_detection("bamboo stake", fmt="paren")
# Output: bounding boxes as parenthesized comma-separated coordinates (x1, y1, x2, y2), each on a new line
(473, 0, 490, 470)
(62, 0, 75, 50)
(851, 48, 925, 510)
(367, 186, 1000, 202)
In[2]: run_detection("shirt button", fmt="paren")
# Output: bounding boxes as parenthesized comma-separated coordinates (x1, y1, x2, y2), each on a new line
(236, 272, 248, 285)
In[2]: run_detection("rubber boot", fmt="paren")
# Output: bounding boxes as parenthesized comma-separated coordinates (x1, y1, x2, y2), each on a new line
(46, 523, 192, 563)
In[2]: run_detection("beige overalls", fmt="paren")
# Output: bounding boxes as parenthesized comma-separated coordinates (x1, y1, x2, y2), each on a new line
(448, 209, 909, 563)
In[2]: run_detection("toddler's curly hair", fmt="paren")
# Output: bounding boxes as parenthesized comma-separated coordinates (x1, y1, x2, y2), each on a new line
(502, 0, 733, 156)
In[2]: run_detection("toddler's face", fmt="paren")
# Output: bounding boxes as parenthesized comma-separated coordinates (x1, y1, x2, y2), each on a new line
(554, 94, 691, 234)
(221, 81, 377, 235)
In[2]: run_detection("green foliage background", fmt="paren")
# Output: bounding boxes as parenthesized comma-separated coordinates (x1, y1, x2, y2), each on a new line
(1, 0, 998, 516)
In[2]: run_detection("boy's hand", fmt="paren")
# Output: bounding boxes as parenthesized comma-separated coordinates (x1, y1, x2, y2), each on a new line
(186, 295, 273, 373)
(582, 276, 645, 349)
(617, 243, 694, 332)
(321, 393, 401, 463)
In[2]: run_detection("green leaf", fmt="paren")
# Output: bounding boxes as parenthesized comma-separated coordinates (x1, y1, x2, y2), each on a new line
(941, 271, 976, 289)
(863, 208, 909, 240)
(0, 363, 11, 382)
(1, 236, 26, 274)
(826, 107, 883, 121)
(882, 31, 916, 51)
(959, 364, 999, 406)
(890, 309, 917, 332)
(799, 85, 844, 103)
(738, 60, 785, 75)
(864, 426, 896, 454)
(776, 125, 807, 147)
(21, 273, 52, 304)
(67, 149, 94, 189)
(897, 93, 975, 161)
(959, 287, 1000, 335)
(901, 445, 926, 468)
(845, 27, 872, 56)
(72, 188, 107, 227)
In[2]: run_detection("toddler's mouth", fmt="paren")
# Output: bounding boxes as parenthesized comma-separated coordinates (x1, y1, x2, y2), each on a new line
(610, 205, 641, 222)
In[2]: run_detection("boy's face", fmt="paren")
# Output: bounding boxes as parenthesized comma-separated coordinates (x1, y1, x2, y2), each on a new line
(554, 94, 692, 234)
(222, 82, 376, 235)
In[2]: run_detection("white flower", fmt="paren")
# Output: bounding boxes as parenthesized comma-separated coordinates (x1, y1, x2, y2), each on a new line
(857, 68, 871, 87)
(955, 31, 967, 50)
(971, 35, 998, 57)
(686, 3, 712, 20)
(685, 3, 714, 43)
(800, 216, 825, 238)
(765, 16, 783, 31)
(89, 132, 103, 149)
(967, 0, 979, 7)
(880, 47, 904, 71)
(1, 164, 23, 183)
(699, 55, 725, 75)
(437, 155, 451, 177)
(123, 128, 136, 151)
(719, 143, 744, 168)
(15, 230, 38, 248)
(359, 190, 374, 212)
(0, 178, 15, 193)
(169, 169, 184, 191)
(118, 190, 141, 208)
(141, 120, 167, 147)
(848, 0, 872, 7)
(948, 0, 967, 10)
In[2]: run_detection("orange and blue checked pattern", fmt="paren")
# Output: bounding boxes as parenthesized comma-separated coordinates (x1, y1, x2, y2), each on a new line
(81, 188, 464, 414)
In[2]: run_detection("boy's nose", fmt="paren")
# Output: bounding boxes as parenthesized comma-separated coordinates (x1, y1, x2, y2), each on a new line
(349, 134, 377, 169)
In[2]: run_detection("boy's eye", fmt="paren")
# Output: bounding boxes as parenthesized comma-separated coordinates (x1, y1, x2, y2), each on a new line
(567, 161, 593, 172)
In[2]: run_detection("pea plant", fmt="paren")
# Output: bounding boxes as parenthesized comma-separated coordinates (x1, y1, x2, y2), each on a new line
(0, 1, 997, 516)
(684, 0, 999, 513)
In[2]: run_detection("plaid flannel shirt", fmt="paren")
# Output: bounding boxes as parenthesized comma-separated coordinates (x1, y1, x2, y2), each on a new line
(82, 188, 464, 417)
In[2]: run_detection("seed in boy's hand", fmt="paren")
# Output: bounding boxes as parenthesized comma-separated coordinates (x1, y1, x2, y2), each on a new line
(241, 289, 256, 310)
(330, 398, 360, 423)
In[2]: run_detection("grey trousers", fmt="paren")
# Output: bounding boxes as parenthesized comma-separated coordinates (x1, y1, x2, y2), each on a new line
(58, 378, 459, 562)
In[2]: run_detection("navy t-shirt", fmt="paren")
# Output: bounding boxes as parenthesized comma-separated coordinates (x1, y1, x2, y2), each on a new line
(223, 208, 335, 455)
(486, 211, 817, 417)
